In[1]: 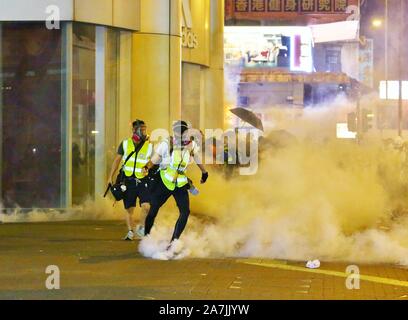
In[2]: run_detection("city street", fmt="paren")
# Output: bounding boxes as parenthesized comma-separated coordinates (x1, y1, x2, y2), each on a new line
(1, 221, 408, 300)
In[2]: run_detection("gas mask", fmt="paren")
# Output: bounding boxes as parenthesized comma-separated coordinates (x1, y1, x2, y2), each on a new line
(173, 136, 192, 147)
(172, 120, 191, 147)
(132, 126, 146, 143)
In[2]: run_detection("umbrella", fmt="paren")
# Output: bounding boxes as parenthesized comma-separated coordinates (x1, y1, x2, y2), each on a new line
(230, 107, 264, 131)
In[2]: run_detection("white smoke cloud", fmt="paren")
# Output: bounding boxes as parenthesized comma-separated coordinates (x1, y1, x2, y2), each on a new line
(0, 197, 124, 223)
(138, 97, 408, 265)
(3, 95, 408, 266)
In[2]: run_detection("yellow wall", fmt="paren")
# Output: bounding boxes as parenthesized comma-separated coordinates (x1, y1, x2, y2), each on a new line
(182, 0, 210, 67)
(132, 34, 182, 132)
(132, 0, 182, 132)
(132, 0, 224, 132)
(181, 0, 225, 130)
(203, 0, 225, 130)
(74, 0, 140, 30)
(113, 0, 141, 31)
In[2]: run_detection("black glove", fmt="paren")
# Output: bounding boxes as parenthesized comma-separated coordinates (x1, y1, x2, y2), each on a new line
(201, 172, 208, 184)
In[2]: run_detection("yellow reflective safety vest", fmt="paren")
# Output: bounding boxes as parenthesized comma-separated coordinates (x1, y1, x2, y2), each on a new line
(122, 138, 152, 179)
(160, 145, 192, 191)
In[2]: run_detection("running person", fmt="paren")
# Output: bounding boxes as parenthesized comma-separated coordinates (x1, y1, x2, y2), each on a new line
(142, 120, 208, 259)
(108, 120, 153, 240)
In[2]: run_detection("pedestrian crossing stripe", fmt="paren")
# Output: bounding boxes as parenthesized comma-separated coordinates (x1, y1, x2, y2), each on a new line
(237, 259, 408, 288)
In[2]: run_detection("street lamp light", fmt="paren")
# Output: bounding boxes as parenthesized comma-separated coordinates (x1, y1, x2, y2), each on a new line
(371, 18, 383, 28)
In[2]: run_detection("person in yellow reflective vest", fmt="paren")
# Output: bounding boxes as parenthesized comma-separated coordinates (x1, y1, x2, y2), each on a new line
(143, 120, 208, 259)
(108, 120, 153, 241)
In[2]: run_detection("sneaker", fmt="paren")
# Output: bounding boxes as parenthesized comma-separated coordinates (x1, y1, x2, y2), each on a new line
(166, 239, 183, 256)
(172, 248, 191, 260)
(151, 240, 183, 260)
(123, 230, 134, 241)
(152, 251, 173, 260)
(135, 225, 145, 239)
(306, 259, 320, 269)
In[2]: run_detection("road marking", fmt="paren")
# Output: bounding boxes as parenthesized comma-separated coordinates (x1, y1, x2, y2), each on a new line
(236, 259, 408, 288)
(229, 286, 241, 289)
(138, 296, 155, 300)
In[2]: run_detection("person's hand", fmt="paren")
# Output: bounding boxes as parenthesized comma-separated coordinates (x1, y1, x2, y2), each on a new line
(142, 166, 149, 177)
(200, 172, 208, 184)
(107, 177, 113, 185)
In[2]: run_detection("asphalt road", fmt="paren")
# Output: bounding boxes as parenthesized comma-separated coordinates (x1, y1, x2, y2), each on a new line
(1, 221, 408, 300)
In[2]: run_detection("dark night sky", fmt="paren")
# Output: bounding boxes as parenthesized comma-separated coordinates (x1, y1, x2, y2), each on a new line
(360, 0, 408, 85)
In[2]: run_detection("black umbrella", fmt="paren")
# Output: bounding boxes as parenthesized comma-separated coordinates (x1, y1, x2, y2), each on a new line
(230, 107, 264, 131)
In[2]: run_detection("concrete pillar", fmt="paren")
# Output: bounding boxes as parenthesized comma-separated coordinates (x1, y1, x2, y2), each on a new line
(202, 0, 225, 130)
(132, 0, 182, 132)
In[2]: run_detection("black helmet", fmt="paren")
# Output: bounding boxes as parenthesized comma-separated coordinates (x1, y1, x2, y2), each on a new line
(133, 119, 146, 128)
(132, 119, 147, 142)
(172, 120, 189, 137)
(172, 120, 192, 146)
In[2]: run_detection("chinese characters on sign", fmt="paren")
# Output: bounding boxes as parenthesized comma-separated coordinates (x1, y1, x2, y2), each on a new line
(252, 0, 266, 12)
(317, 0, 332, 12)
(235, 0, 249, 12)
(227, 0, 353, 16)
(284, 0, 298, 12)
(268, 0, 281, 11)
(301, 0, 315, 12)
(225, 0, 357, 25)
(334, 0, 348, 12)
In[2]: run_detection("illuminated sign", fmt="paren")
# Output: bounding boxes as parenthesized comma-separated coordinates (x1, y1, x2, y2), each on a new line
(337, 123, 357, 139)
(225, 26, 313, 73)
(225, 0, 359, 25)
(379, 81, 408, 100)
(182, 0, 198, 49)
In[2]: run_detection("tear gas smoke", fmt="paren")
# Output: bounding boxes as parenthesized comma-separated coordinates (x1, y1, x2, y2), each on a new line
(3, 98, 408, 265)
(140, 98, 408, 265)
(0, 197, 125, 223)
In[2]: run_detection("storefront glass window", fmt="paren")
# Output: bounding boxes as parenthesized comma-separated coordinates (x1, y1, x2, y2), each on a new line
(0, 22, 64, 208)
(72, 23, 96, 205)
(0, 22, 130, 209)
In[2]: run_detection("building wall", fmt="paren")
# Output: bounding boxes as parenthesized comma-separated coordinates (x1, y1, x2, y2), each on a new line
(0, 0, 225, 133)
(182, 0, 210, 67)
(0, 0, 225, 208)
(131, 0, 182, 132)
(239, 82, 304, 108)
(0, 0, 140, 31)
(132, 0, 225, 132)
(0, 0, 74, 21)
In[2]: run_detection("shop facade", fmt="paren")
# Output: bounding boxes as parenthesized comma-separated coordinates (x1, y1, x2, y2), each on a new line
(223, 0, 361, 130)
(0, 0, 224, 210)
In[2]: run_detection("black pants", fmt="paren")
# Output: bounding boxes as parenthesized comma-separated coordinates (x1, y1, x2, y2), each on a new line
(144, 176, 190, 242)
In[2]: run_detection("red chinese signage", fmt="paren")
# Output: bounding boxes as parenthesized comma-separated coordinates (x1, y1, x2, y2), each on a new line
(226, 0, 360, 25)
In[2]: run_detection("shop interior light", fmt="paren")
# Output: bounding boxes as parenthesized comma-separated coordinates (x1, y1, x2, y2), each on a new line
(290, 31, 313, 73)
(225, 26, 313, 72)
(379, 81, 408, 100)
(336, 123, 357, 139)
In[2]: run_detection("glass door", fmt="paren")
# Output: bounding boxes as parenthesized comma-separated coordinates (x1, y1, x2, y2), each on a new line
(72, 23, 96, 205)
(0, 22, 64, 209)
